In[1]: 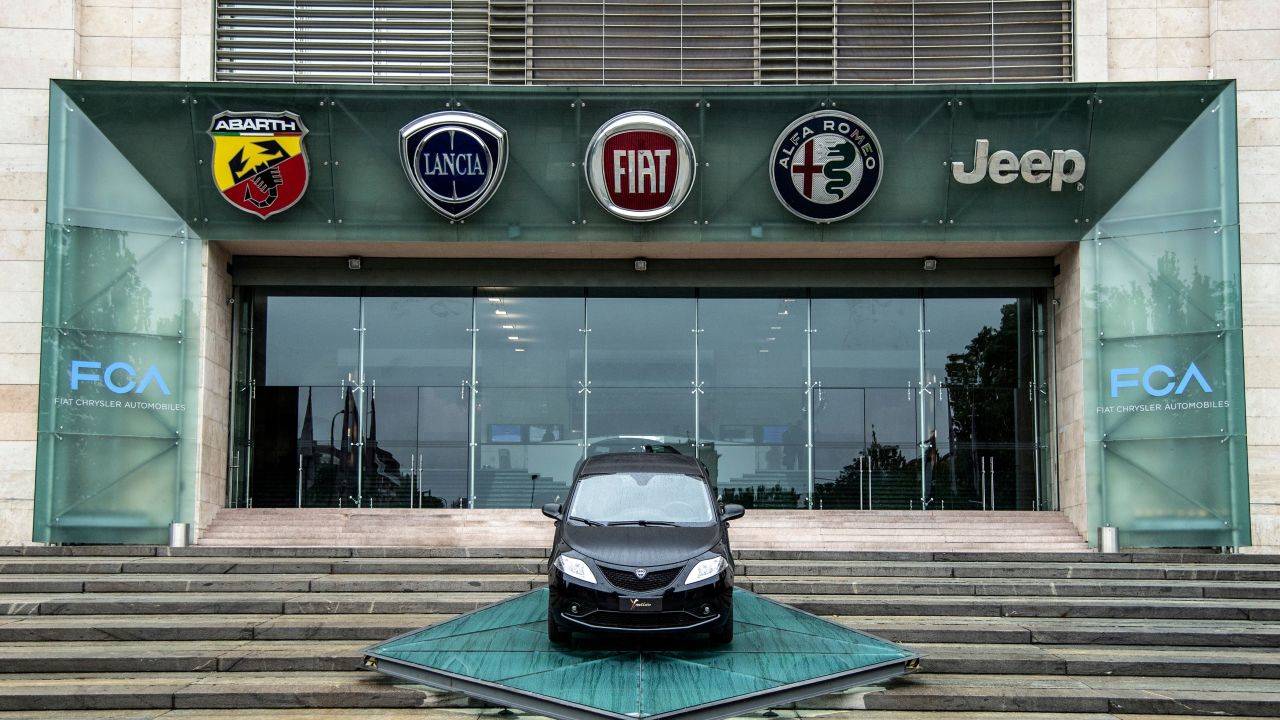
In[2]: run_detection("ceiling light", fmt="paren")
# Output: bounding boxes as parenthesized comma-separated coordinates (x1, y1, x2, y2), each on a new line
(514, 347, 525, 352)
(495, 309, 506, 316)
(502, 324, 515, 330)
(508, 336, 519, 341)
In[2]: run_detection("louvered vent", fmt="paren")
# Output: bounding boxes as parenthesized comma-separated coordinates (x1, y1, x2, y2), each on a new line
(215, 1, 1072, 85)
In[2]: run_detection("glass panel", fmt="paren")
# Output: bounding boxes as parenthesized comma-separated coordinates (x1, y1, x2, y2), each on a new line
(696, 297, 803, 499)
(924, 296, 1040, 511)
(1082, 215, 1248, 547)
(702, 388, 806, 508)
(57, 78, 1231, 246)
(363, 296, 473, 508)
(253, 295, 360, 507)
(36, 85, 201, 544)
(811, 298, 919, 388)
(590, 388, 695, 444)
(475, 387, 582, 508)
(811, 297, 921, 509)
(588, 297, 694, 388)
(477, 296, 583, 388)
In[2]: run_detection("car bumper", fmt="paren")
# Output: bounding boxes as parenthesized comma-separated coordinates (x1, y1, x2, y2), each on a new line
(548, 567, 733, 635)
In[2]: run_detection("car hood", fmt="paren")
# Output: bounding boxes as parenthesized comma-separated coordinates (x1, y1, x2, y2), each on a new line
(561, 524, 721, 567)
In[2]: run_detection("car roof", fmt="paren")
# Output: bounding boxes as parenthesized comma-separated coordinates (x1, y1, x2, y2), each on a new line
(574, 451, 708, 480)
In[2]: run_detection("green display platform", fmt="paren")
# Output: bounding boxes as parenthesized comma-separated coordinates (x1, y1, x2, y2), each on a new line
(363, 588, 921, 720)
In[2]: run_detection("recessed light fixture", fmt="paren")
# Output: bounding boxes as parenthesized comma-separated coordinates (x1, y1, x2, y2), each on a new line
(770, 326, 782, 330)
(508, 336, 519, 341)
(489, 297, 501, 303)
(502, 324, 515, 330)
(514, 347, 525, 352)
(495, 309, 507, 316)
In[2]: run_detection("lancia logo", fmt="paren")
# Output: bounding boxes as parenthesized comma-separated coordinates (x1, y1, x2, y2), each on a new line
(770, 110, 882, 223)
(208, 111, 309, 219)
(400, 112, 508, 221)
(585, 111, 695, 222)
(634, 568, 648, 579)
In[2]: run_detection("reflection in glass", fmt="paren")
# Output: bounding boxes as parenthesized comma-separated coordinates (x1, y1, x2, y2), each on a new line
(241, 290, 1050, 512)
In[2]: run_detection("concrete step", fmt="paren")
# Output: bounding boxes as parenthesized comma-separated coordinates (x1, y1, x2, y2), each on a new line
(1, 591, 1275, 621)
(2, 707, 1269, 712)
(0, 640, 1277, 679)
(199, 508, 1091, 551)
(0, 670, 1277, 714)
(3, 572, 1276, 602)
(3, 613, 1278, 648)
(0, 547, 1274, 717)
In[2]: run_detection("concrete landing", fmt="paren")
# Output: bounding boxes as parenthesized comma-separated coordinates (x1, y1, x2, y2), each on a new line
(199, 509, 1091, 552)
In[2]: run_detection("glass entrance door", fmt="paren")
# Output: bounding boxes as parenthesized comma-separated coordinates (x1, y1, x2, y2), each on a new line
(231, 289, 1052, 511)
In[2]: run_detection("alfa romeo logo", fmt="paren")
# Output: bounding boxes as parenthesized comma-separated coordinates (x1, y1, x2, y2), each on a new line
(770, 110, 882, 223)
(208, 111, 309, 219)
(585, 111, 695, 222)
(400, 112, 508, 221)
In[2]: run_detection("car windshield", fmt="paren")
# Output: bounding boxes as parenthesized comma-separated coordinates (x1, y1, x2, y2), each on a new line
(568, 472, 715, 525)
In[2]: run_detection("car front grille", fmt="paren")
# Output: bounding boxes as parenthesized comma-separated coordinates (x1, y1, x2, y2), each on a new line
(587, 610, 705, 629)
(600, 565, 681, 593)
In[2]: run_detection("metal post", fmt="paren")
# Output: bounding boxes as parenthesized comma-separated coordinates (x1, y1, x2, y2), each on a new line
(580, 299, 591, 461)
(805, 298, 815, 509)
(917, 299, 927, 510)
(980, 456, 987, 510)
(296, 454, 303, 508)
(467, 296, 478, 508)
(355, 300, 367, 505)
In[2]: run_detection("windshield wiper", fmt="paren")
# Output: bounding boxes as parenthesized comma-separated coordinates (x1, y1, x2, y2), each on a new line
(568, 515, 605, 526)
(608, 519, 678, 527)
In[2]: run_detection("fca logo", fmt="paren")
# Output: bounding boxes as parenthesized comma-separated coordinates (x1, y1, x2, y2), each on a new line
(70, 360, 172, 396)
(1110, 363, 1212, 398)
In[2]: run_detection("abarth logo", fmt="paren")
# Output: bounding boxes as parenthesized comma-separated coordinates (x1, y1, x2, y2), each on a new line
(208, 111, 309, 219)
(770, 110, 883, 223)
(400, 112, 508, 221)
(585, 111, 696, 222)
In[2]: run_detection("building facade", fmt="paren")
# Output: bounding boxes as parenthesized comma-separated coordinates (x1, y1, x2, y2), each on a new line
(1, 1, 1277, 551)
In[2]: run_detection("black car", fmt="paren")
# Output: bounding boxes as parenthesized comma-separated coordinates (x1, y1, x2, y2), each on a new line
(542, 452, 745, 644)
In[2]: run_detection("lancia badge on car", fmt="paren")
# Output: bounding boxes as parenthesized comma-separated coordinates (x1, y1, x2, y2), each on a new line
(400, 111, 508, 221)
(770, 110, 883, 223)
(634, 568, 648, 579)
(208, 111, 309, 220)
(585, 111, 695, 222)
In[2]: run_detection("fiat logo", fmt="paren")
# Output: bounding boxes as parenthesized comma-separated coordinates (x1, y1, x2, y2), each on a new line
(585, 111, 695, 222)
(634, 568, 648, 579)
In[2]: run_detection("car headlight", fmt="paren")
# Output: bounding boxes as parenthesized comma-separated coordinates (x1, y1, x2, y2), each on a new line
(684, 556, 726, 586)
(554, 555, 597, 584)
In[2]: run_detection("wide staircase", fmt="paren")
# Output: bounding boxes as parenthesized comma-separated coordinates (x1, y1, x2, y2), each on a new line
(200, 508, 1092, 552)
(0, 546, 1277, 717)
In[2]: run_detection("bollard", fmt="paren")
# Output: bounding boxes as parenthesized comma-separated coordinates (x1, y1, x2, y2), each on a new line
(1098, 525, 1119, 553)
(168, 522, 190, 548)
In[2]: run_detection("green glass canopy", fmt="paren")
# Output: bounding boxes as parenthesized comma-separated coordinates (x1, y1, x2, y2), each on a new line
(364, 588, 920, 720)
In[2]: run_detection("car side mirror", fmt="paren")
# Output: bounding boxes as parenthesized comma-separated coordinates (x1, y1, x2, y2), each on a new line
(542, 502, 563, 521)
(721, 503, 745, 522)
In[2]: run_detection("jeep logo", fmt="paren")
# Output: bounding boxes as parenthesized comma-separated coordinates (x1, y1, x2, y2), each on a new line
(952, 139, 1085, 192)
(70, 360, 172, 396)
(1110, 363, 1212, 398)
